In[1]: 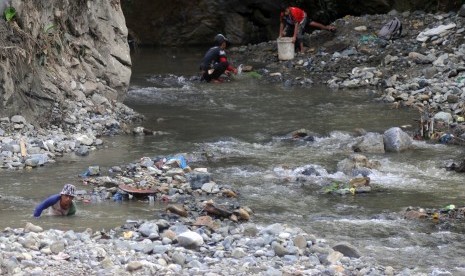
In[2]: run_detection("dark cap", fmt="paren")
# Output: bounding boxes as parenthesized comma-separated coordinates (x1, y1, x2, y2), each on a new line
(214, 34, 230, 46)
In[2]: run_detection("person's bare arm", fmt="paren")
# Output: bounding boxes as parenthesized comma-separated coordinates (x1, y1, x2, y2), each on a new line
(279, 22, 284, 37)
(308, 21, 336, 31)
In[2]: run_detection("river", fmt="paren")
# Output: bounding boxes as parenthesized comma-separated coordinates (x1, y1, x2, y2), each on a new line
(1, 47, 464, 273)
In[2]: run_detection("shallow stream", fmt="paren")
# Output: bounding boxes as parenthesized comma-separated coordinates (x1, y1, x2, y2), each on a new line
(1, 47, 464, 273)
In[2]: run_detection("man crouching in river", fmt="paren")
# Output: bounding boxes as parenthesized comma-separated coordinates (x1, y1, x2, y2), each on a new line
(33, 184, 77, 217)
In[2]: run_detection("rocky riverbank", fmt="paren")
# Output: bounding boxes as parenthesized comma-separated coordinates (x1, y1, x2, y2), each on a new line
(1, 153, 396, 276)
(3, 8, 465, 276)
(1, 219, 391, 275)
(229, 9, 465, 143)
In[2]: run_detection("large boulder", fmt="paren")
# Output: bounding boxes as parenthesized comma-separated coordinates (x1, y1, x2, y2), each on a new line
(383, 127, 413, 152)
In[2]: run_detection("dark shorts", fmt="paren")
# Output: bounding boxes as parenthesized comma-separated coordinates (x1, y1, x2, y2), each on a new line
(201, 62, 228, 82)
(283, 16, 308, 39)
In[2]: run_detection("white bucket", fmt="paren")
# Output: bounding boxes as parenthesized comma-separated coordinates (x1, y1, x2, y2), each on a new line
(277, 37, 295, 60)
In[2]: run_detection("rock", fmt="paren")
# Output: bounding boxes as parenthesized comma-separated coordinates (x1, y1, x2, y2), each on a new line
(326, 251, 344, 265)
(75, 134, 94, 146)
(433, 111, 453, 123)
(293, 234, 308, 250)
(383, 127, 413, 152)
(201, 182, 219, 193)
(404, 210, 428, 219)
(187, 172, 211, 190)
(126, 261, 143, 272)
(10, 115, 26, 124)
(166, 204, 188, 217)
(416, 23, 456, 42)
(352, 132, 385, 153)
(333, 242, 361, 258)
(75, 146, 90, 156)
(272, 242, 289, 257)
(24, 222, 43, 233)
(50, 241, 65, 254)
(177, 231, 204, 248)
(138, 222, 159, 238)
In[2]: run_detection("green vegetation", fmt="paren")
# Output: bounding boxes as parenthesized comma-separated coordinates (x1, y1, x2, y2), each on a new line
(247, 71, 262, 79)
(4, 7, 16, 22)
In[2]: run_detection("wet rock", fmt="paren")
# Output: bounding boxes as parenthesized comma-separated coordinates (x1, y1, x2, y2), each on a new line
(187, 172, 211, 190)
(333, 242, 361, 258)
(383, 127, 413, 152)
(352, 132, 385, 153)
(75, 145, 90, 156)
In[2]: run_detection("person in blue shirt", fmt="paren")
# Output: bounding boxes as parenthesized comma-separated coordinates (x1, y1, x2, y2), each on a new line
(33, 184, 77, 217)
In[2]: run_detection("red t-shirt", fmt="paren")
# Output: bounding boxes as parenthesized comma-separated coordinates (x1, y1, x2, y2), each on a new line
(281, 7, 306, 24)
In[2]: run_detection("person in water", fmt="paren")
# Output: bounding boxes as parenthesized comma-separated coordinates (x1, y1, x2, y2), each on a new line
(33, 183, 77, 217)
(279, 5, 336, 53)
(199, 34, 238, 83)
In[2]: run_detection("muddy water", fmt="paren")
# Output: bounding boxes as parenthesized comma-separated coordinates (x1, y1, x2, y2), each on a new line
(1, 47, 464, 273)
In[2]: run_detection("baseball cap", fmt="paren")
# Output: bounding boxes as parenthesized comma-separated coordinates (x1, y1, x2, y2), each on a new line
(214, 34, 230, 46)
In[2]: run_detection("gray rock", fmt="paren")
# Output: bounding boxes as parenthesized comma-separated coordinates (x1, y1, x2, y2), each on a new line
(178, 231, 204, 248)
(383, 127, 413, 152)
(186, 172, 211, 190)
(138, 222, 159, 238)
(352, 132, 385, 153)
(126, 261, 143, 271)
(272, 242, 289, 257)
(333, 242, 361, 258)
(75, 146, 89, 156)
(11, 115, 26, 124)
(50, 241, 66, 254)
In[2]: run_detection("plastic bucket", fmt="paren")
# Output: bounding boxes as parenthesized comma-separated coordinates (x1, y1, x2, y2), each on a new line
(277, 37, 295, 60)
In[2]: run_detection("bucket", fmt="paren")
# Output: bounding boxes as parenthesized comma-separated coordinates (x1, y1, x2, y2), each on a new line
(277, 37, 295, 60)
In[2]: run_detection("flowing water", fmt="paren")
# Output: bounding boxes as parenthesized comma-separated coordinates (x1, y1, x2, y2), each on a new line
(1, 47, 464, 273)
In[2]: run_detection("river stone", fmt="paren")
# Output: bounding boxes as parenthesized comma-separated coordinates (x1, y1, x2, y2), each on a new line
(243, 223, 258, 237)
(171, 252, 186, 265)
(126, 261, 143, 271)
(75, 134, 94, 146)
(294, 234, 308, 250)
(232, 248, 247, 258)
(25, 154, 48, 167)
(352, 132, 385, 153)
(272, 242, 289, 257)
(50, 241, 65, 254)
(177, 231, 204, 248)
(326, 251, 344, 265)
(138, 222, 159, 238)
(11, 115, 26, 124)
(24, 222, 43, 233)
(383, 127, 412, 152)
(433, 111, 453, 123)
(332, 242, 361, 258)
(201, 182, 219, 193)
(186, 172, 211, 190)
(75, 145, 89, 156)
(100, 257, 114, 269)
(260, 223, 284, 235)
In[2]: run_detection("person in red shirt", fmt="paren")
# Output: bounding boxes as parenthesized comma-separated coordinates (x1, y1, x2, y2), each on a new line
(279, 6, 336, 53)
(199, 34, 238, 83)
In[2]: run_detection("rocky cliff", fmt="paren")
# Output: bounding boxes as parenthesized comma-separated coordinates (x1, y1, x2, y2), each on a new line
(0, 0, 131, 124)
(122, 0, 463, 46)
